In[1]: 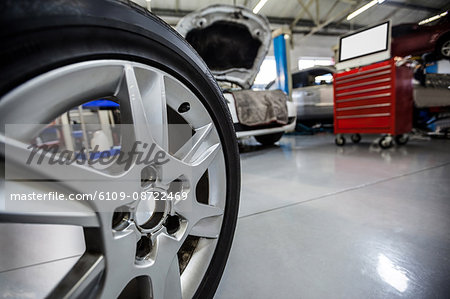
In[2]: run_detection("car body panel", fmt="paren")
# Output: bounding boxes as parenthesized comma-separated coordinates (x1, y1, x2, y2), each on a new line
(223, 93, 296, 137)
(268, 66, 335, 122)
(391, 15, 450, 57)
(176, 5, 271, 89)
(293, 85, 334, 121)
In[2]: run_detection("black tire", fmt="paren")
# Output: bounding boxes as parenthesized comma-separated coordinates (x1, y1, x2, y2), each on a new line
(0, 1, 240, 299)
(255, 132, 284, 145)
(379, 136, 393, 149)
(351, 134, 361, 144)
(445, 129, 450, 139)
(335, 135, 346, 146)
(395, 134, 409, 145)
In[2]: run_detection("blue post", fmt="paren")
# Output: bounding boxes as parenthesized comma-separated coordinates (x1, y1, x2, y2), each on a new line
(273, 34, 289, 95)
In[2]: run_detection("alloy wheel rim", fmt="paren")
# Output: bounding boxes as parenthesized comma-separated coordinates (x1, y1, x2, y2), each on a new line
(0, 60, 227, 298)
(442, 40, 450, 57)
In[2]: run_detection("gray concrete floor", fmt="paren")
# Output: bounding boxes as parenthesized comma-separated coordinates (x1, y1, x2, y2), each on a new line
(215, 133, 450, 299)
(1, 133, 449, 298)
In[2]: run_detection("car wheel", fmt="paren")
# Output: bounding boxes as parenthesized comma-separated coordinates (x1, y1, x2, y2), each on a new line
(0, 1, 240, 299)
(350, 134, 361, 144)
(255, 132, 284, 145)
(437, 38, 450, 60)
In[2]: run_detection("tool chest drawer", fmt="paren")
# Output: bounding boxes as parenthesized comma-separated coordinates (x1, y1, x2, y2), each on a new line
(333, 59, 413, 135)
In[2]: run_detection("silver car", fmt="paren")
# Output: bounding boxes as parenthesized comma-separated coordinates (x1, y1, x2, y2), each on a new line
(268, 66, 335, 124)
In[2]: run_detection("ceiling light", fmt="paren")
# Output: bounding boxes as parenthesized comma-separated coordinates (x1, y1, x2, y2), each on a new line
(418, 11, 448, 25)
(347, 0, 385, 21)
(253, 0, 269, 14)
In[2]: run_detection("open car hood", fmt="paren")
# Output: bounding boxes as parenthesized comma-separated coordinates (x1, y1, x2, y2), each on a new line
(176, 5, 271, 89)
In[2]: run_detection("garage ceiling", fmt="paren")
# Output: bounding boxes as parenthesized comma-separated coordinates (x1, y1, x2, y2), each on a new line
(151, 0, 449, 35)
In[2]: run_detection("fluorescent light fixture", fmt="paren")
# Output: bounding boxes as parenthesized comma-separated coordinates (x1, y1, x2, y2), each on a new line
(418, 11, 448, 25)
(253, 0, 269, 14)
(347, 0, 385, 21)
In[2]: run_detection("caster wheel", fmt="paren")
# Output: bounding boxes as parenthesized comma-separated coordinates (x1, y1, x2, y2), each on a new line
(395, 134, 409, 145)
(351, 134, 361, 144)
(379, 136, 393, 149)
(335, 135, 346, 146)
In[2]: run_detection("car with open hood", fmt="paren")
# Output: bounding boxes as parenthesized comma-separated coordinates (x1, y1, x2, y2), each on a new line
(177, 4, 296, 145)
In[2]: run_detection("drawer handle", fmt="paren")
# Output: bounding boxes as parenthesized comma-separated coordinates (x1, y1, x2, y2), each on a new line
(336, 92, 391, 103)
(336, 103, 391, 111)
(335, 65, 391, 81)
(335, 70, 391, 85)
(336, 78, 391, 91)
(337, 113, 390, 119)
(337, 85, 391, 97)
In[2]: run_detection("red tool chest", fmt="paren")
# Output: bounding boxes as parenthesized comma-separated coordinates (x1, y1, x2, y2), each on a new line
(333, 59, 413, 147)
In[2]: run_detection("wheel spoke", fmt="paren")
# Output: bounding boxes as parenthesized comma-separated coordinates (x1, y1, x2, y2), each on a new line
(189, 215, 223, 239)
(190, 143, 221, 184)
(191, 201, 223, 220)
(159, 142, 220, 187)
(117, 65, 169, 151)
(47, 253, 105, 299)
(174, 123, 213, 163)
(98, 227, 142, 299)
(175, 193, 223, 238)
(2, 135, 140, 211)
(163, 75, 212, 130)
(158, 157, 190, 185)
(162, 257, 182, 299)
(0, 62, 125, 141)
(146, 235, 183, 299)
(0, 209, 99, 227)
